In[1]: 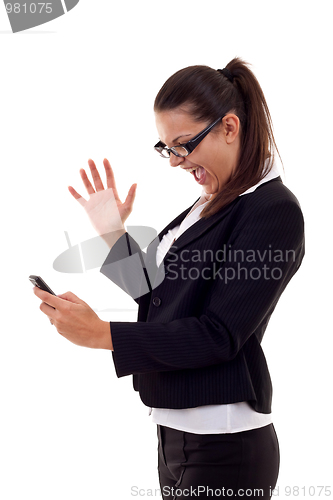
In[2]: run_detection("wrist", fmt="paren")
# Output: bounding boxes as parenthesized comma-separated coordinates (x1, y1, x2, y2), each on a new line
(94, 319, 113, 350)
(101, 228, 126, 250)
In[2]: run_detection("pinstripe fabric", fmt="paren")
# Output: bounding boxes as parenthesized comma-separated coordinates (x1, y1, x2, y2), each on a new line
(100, 177, 305, 413)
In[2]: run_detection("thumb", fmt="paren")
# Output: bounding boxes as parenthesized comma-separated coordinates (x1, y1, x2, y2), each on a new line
(57, 291, 85, 304)
(123, 183, 137, 210)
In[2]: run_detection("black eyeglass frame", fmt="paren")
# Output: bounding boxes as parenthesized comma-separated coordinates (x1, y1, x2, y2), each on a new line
(154, 115, 225, 158)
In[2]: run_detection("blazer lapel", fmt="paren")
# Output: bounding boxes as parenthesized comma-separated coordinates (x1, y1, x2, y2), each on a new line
(163, 198, 239, 259)
(148, 176, 283, 266)
(157, 198, 200, 241)
(162, 176, 283, 256)
(144, 199, 199, 267)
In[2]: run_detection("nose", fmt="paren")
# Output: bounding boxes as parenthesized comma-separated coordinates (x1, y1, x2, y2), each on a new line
(169, 153, 185, 168)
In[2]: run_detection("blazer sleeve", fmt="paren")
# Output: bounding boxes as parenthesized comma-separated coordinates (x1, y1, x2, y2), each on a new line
(100, 232, 152, 302)
(109, 198, 305, 377)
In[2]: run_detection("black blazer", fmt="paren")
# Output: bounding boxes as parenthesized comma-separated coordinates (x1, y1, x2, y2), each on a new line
(100, 177, 305, 413)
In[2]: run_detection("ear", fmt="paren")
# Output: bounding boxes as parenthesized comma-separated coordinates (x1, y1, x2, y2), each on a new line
(222, 114, 240, 144)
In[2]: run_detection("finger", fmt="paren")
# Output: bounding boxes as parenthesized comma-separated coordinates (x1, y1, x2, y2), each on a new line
(33, 287, 66, 310)
(56, 291, 85, 305)
(103, 158, 120, 200)
(80, 168, 96, 196)
(68, 186, 87, 207)
(88, 159, 105, 192)
(123, 183, 137, 212)
(40, 301, 57, 318)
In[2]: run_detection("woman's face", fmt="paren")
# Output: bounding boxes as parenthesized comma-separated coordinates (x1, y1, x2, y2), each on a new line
(155, 108, 240, 199)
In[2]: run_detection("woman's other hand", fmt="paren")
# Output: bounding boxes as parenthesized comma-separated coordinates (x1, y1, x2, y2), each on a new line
(68, 158, 137, 239)
(33, 287, 113, 350)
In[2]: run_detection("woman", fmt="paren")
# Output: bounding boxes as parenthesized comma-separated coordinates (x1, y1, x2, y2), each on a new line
(34, 58, 305, 499)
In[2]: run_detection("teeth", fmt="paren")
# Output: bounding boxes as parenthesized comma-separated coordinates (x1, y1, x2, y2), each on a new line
(183, 167, 198, 173)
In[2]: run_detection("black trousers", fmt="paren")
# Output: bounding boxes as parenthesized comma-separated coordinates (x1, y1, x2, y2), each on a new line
(157, 424, 280, 499)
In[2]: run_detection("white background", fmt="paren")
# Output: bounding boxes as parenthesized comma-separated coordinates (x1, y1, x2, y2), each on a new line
(0, 1, 332, 498)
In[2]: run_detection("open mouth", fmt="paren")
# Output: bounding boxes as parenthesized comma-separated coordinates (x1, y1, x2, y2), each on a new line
(184, 166, 206, 185)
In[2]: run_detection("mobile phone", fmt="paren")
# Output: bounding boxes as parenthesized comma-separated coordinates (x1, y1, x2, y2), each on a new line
(29, 275, 56, 295)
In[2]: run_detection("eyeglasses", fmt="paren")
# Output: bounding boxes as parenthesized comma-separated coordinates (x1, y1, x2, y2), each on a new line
(154, 115, 224, 158)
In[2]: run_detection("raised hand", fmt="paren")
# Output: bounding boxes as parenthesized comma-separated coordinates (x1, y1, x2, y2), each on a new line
(68, 158, 137, 238)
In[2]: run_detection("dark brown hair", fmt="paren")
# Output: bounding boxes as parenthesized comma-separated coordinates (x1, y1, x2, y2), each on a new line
(154, 58, 281, 218)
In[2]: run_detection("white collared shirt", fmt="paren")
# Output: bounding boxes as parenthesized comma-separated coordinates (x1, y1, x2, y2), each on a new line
(150, 162, 280, 434)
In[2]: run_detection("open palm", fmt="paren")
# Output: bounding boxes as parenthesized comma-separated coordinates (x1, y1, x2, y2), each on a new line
(68, 158, 137, 237)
